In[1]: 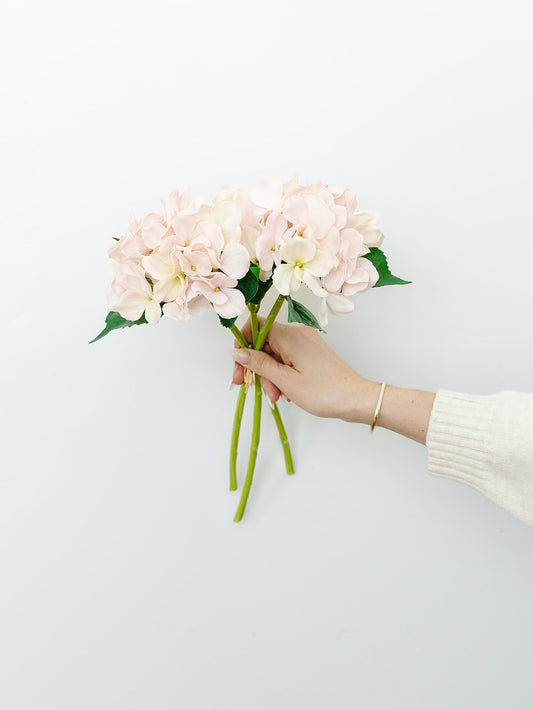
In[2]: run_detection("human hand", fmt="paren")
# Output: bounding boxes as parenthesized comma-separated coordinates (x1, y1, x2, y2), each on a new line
(232, 319, 380, 423)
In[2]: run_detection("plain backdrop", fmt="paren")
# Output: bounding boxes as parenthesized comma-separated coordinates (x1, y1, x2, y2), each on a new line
(2, 0, 533, 708)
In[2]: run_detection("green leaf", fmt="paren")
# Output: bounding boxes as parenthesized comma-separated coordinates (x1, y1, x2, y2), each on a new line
(249, 273, 272, 308)
(362, 247, 411, 287)
(89, 311, 148, 344)
(286, 296, 325, 333)
(112, 237, 120, 242)
(218, 315, 237, 329)
(218, 264, 260, 329)
(236, 263, 260, 303)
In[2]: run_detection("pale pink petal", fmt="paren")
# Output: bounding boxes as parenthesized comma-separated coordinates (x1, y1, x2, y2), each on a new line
(358, 257, 379, 288)
(255, 232, 276, 271)
(322, 264, 345, 293)
(108, 233, 140, 263)
(339, 228, 364, 260)
(172, 215, 197, 246)
(189, 279, 224, 305)
(195, 221, 224, 253)
(283, 194, 336, 238)
(162, 299, 190, 322)
(186, 295, 210, 315)
(326, 292, 354, 315)
(342, 260, 378, 295)
(213, 288, 246, 318)
(265, 210, 291, 238)
(219, 243, 250, 279)
(116, 293, 148, 321)
(250, 178, 283, 211)
(350, 211, 384, 247)
(141, 221, 167, 250)
(181, 250, 213, 277)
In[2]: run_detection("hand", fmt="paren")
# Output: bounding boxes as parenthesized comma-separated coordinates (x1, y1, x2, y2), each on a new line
(232, 319, 380, 423)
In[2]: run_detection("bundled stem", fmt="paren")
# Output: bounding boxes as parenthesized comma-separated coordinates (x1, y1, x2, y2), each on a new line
(229, 383, 247, 490)
(231, 324, 249, 349)
(271, 403, 294, 475)
(229, 295, 295, 520)
(233, 375, 262, 522)
(256, 295, 285, 350)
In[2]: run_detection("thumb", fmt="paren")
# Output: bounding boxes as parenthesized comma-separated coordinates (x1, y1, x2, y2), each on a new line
(233, 348, 289, 390)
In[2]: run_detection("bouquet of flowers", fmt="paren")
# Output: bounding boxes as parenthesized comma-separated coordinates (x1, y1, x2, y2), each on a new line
(91, 176, 410, 521)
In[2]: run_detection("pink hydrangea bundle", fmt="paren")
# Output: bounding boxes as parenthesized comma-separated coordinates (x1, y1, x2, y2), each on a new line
(92, 176, 410, 521)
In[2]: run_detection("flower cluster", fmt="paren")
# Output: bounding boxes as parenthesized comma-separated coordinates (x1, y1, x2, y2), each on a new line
(94, 176, 409, 522)
(249, 176, 382, 326)
(107, 176, 384, 328)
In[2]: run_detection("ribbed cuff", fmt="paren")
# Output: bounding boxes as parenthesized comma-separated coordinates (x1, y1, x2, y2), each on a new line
(426, 389, 497, 493)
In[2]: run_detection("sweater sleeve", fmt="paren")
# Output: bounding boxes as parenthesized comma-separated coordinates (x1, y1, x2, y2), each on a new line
(426, 390, 533, 526)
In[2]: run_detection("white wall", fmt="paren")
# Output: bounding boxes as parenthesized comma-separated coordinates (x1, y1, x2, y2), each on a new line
(2, 0, 533, 708)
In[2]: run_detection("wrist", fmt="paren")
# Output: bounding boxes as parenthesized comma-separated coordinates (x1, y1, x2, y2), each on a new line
(340, 376, 382, 425)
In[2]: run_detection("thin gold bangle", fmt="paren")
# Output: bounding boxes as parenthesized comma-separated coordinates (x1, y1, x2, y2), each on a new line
(370, 382, 387, 432)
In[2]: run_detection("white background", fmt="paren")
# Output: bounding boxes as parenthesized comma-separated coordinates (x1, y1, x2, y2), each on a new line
(2, 0, 533, 708)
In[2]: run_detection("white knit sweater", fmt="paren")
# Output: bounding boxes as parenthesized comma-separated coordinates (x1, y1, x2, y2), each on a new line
(426, 390, 533, 527)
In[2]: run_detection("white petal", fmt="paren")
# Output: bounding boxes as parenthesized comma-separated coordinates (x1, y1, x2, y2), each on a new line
(273, 263, 302, 295)
(153, 276, 184, 303)
(317, 298, 329, 328)
(142, 253, 174, 281)
(305, 248, 337, 277)
(163, 300, 190, 322)
(279, 236, 316, 267)
(302, 272, 327, 297)
(145, 298, 162, 324)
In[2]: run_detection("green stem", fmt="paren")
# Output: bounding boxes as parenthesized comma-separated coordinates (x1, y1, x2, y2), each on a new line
(271, 402, 294, 475)
(255, 295, 294, 476)
(229, 383, 247, 490)
(234, 375, 262, 522)
(248, 303, 259, 344)
(255, 295, 285, 351)
(231, 324, 249, 349)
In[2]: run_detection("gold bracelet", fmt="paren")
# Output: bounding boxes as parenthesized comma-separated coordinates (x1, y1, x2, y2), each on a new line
(370, 382, 387, 432)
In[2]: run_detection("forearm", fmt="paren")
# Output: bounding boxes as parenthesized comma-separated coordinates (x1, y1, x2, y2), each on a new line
(346, 380, 436, 445)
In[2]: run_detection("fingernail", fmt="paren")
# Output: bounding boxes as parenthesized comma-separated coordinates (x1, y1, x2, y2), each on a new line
(233, 349, 250, 365)
(281, 393, 289, 403)
(229, 382, 235, 391)
(266, 395, 275, 409)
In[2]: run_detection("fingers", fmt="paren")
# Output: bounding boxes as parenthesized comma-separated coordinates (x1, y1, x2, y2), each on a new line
(261, 378, 281, 404)
(233, 347, 291, 391)
(232, 362, 244, 386)
(231, 361, 282, 403)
